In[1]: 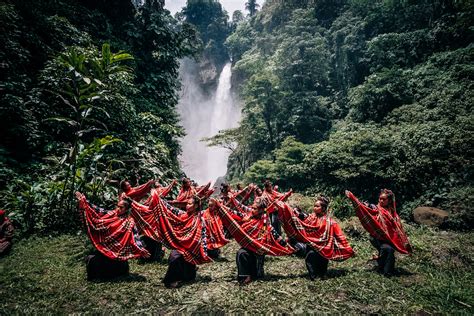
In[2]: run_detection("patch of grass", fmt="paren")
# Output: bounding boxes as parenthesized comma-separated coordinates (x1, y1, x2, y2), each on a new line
(0, 225, 473, 313)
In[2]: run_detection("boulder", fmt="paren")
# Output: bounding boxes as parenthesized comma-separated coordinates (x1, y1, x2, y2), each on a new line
(198, 58, 219, 92)
(413, 207, 449, 227)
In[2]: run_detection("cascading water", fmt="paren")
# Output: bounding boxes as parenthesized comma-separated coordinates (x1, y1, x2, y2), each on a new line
(177, 59, 241, 185)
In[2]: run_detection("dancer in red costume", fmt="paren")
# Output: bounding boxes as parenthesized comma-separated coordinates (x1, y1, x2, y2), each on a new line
(345, 189, 412, 276)
(120, 179, 177, 261)
(130, 189, 229, 288)
(277, 196, 354, 279)
(214, 196, 294, 285)
(261, 180, 291, 236)
(76, 192, 150, 261)
(168, 177, 197, 209)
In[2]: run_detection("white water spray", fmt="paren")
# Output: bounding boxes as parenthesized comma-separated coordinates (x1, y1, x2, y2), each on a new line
(177, 59, 241, 184)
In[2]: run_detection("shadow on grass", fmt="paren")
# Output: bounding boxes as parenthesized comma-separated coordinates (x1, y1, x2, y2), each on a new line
(264, 268, 350, 281)
(363, 265, 415, 278)
(89, 273, 147, 283)
(137, 258, 167, 265)
(161, 275, 214, 289)
(393, 267, 414, 277)
(262, 273, 309, 281)
(196, 275, 213, 283)
(212, 256, 231, 263)
(326, 268, 349, 279)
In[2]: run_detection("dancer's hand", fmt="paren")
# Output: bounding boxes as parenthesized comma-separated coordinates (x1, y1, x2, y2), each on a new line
(242, 215, 251, 222)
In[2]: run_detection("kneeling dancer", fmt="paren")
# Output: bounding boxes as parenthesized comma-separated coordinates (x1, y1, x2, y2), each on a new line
(277, 196, 354, 279)
(345, 189, 412, 276)
(76, 192, 150, 280)
(215, 196, 294, 285)
(131, 191, 229, 288)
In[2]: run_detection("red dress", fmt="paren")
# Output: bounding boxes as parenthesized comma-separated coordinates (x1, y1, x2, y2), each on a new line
(215, 197, 294, 256)
(347, 192, 412, 254)
(77, 195, 149, 261)
(277, 202, 354, 260)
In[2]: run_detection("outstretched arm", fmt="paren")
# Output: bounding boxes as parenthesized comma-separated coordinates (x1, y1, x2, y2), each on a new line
(197, 182, 211, 197)
(159, 179, 177, 197)
(239, 185, 255, 204)
(75, 191, 88, 209)
(345, 190, 378, 215)
(126, 180, 155, 200)
(266, 190, 292, 214)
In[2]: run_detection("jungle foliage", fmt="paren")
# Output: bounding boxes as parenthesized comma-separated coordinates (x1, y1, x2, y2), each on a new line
(0, 0, 198, 235)
(178, 0, 231, 69)
(214, 0, 474, 228)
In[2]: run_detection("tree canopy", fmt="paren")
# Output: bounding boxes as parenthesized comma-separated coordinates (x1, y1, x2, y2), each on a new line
(217, 0, 474, 228)
(0, 0, 198, 234)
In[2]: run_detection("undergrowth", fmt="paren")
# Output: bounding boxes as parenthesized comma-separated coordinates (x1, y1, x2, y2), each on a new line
(0, 222, 473, 314)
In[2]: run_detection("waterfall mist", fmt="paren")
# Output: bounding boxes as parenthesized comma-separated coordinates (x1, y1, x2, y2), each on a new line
(177, 58, 241, 185)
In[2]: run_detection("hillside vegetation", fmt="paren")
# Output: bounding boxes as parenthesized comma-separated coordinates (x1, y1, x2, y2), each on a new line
(215, 0, 474, 228)
(0, 0, 197, 234)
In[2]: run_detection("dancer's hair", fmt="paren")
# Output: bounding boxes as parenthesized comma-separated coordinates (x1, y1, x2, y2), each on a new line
(316, 195, 330, 213)
(119, 179, 129, 192)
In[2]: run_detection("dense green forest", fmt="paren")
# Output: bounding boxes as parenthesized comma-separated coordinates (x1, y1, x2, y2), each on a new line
(216, 0, 474, 228)
(0, 0, 473, 235)
(0, 0, 198, 234)
(0, 1, 473, 313)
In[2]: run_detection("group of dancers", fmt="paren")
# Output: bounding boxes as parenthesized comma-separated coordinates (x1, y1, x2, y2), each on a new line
(76, 177, 412, 288)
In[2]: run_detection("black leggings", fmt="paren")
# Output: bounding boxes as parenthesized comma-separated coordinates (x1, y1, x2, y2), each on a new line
(290, 240, 329, 279)
(370, 238, 395, 275)
(236, 248, 265, 281)
(163, 250, 197, 286)
(305, 249, 329, 279)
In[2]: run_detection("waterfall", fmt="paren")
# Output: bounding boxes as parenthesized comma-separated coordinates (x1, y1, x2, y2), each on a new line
(177, 59, 241, 185)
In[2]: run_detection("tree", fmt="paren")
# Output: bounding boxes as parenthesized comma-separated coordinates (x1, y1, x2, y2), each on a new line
(181, 0, 230, 66)
(202, 127, 249, 175)
(232, 10, 244, 24)
(245, 0, 260, 17)
(43, 43, 134, 210)
(243, 71, 282, 151)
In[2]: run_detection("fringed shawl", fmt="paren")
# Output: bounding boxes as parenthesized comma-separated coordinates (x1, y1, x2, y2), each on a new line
(215, 199, 294, 256)
(347, 192, 412, 254)
(130, 190, 229, 264)
(78, 195, 149, 261)
(277, 202, 354, 261)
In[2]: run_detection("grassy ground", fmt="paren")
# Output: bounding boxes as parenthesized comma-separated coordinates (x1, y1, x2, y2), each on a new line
(1, 220, 473, 314)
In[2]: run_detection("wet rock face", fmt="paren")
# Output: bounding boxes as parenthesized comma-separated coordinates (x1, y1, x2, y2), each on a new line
(413, 207, 449, 227)
(198, 58, 224, 94)
(198, 60, 217, 91)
